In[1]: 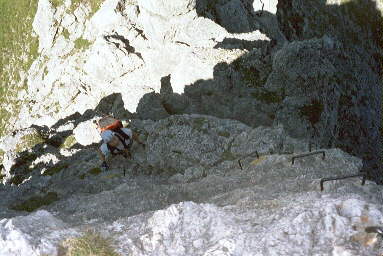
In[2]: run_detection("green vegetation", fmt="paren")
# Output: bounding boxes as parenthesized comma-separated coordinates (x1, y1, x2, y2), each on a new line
(60, 135, 77, 149)
(232, 58, 263, 87)
(78, 167, 103, 179)
(0, 149, 4, 164)
(15, 132, 45, 153)
(74, 38, 92, 50)
(102, 173, 122, 179)
(50, 0, 62, 8)
(221, 150, 236, 161)
(88, 167, 102, 175)
(192, 118, 208, 132)
(251, 91, 283, 104)
(43, 163, 69, 176)
(0, 0, 103, 138)
(50, 0, 105, 17)
(43, 66, 49, 78)
(217, 131, 230, 138)
(63, 28, 70, 40)
(10, 192, 59, 212)
(62, 230, 120, 256)
(0, 0, 39, 137)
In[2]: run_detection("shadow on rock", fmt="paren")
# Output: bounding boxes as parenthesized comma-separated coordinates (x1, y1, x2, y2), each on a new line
(135, 0, 382, 183)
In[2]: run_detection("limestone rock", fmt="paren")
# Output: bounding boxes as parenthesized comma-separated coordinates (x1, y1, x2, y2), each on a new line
(73, 119, 101, 146)
(32, 0, 56, 52)
(0, 0, 382, 254)
(0, 210, 77, 256)
(137, 0, 196, 17)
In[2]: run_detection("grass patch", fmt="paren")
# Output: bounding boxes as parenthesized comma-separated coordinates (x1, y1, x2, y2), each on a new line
(251, 91, 283, 104)
(43, 163, 70, 176)
(0, 149, 4, 163)
(50, 0, 104, 16)
(43, 66, 49, 78)
(217, 131, 230, 138)
(231, 53, 269, 88)
(10, 192, 59, 212)
(62, 230, 120, 256)
(221, 150, 236, 161)
(15, 132, 45, 153)
(74, 38, 92, 50)
(60, 135, 77, 149)
(0, 0, 39, 137)
(50, 0, 62, 8)
(70, 0, 105, 16)
(102, 173, 122, 179)
(192, 117, 209, 133)
(88, 167, 102, 175)
(63, 28, 70, 40)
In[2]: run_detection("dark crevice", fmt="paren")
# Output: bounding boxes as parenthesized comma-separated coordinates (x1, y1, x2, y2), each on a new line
(104, 33, 144, 61)
(175, 41, 191, 47)
(132, 25, 148, 40)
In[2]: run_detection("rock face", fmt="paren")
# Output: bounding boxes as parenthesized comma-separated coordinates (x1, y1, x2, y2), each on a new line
(275, 0, 382, 186)
(0, 0, 382, 255)
(0, 113, 382, 255)
(0, 210, 77, 256)
(14, 0, 380, 182)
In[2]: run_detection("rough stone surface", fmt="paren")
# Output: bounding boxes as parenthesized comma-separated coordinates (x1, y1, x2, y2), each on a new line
(0, 112, 382, 255)
(0, 210, 78, 256)
(0, 0, 382, 255)
(276, 0, 382, 181)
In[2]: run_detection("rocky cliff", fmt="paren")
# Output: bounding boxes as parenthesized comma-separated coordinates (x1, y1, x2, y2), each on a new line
(0, 0, 382, 255)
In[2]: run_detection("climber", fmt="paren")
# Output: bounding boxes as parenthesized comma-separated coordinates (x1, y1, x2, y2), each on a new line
(95, 116, 145, 170)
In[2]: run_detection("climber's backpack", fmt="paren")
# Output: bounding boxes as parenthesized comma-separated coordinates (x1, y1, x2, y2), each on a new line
(98, 116, 132, 155)
(98, 116, 123, 132)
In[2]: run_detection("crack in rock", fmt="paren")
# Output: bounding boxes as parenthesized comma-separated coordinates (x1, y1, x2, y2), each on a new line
(103, 33, 144, 61)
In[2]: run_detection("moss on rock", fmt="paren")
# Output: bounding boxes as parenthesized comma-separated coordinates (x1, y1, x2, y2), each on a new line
(60, 135, 77, 149)
(62, 27, 70, 39)
(0, 0, 39, 137)
(10, 192, 59, 212)
(251, 91, 283, 104)
(217, 131, 231, 138)
(88, 167, 102, 175)
(74, 37, 92, 50)
(43, 163, 69, 176)
(62, 230, 120, 256)
(221, 150, 236, 161)
(15, 132, 45, 153)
